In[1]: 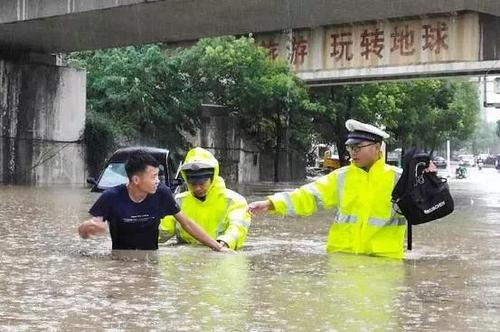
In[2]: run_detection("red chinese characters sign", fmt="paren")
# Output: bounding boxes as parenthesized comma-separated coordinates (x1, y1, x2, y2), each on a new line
(330, 32, 353, 61)
(328, 22, 450, 63)
(255, 13, 479, 71)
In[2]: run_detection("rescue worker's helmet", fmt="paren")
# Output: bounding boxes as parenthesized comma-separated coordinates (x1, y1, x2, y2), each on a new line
(181, 162, 214, 184)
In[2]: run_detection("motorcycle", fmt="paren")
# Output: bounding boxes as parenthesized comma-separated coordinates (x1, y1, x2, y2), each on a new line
(456, 166, 468, 179)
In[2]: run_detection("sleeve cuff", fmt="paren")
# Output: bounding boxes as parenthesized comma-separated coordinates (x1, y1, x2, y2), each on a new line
(216, 236, 235, 250)
(267, 194, 287, 215)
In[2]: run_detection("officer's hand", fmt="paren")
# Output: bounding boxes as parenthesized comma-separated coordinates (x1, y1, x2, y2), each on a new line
(78, 218, 107, 239)
(248, 200, 273, 216)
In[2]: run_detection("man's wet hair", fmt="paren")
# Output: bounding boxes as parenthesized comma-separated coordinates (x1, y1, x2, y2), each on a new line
(125, 151, 159, 179)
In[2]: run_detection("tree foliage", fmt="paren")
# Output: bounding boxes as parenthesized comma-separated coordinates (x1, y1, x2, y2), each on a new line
(71, 45, 202, 151)
(311, 80, 480, 163)
(172, 36, 322, 181)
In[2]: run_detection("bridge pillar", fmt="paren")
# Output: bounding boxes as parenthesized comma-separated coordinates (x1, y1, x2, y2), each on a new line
(0, 53, 86, 184)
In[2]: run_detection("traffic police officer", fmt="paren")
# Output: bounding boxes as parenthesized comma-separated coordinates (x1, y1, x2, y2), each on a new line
(249, 119, 408, 259)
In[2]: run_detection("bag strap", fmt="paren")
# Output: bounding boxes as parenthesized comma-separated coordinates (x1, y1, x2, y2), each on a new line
(407, 222, 412, 250)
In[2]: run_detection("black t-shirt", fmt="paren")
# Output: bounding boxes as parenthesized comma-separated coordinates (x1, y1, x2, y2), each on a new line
(89, 183, 180, 250)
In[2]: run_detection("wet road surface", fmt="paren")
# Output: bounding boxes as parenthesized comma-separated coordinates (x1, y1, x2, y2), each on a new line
(0, 167, 499, 331)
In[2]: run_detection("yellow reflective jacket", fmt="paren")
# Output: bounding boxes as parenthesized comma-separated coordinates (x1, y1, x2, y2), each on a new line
(159, 148, 251, 250)
(268, 157, 405, 259)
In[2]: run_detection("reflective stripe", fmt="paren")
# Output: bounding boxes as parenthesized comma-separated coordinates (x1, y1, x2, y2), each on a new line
(232, 219, 251, 229)
(390, 202, 406, 223)
(334, 166, 406, 228)
(215, 220, 225, 237)
(175, 196, 184, 208)
(215, 198, 233, 237)
(304, 184, 324, 209)
(394, 167, 403, 185)
(336, 168, 349, 204)
(368, 216, 406, 227)
(335, 169, 352, 224)
(368, 217, 388, 227)
(335, 213, 357, 224)
(371, 169, 404, 227)
(279, 192, 297, 217)
(220, 231, 239, 243)
(393, 217, 406, 226)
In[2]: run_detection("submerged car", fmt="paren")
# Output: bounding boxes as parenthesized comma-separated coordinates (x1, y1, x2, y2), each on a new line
(87, 147, 181, 192)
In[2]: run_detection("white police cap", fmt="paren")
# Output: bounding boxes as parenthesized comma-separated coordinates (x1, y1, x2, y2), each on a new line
(345, 119, 390, 145)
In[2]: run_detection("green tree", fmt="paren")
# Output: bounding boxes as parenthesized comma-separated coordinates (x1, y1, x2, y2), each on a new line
(172, 36, 321, 181)
(465, 120, 500, 155)
(83, 111, 117, 177)
(310, 86, 378, 165)
(70, 45, 202, 159)
(312, 79, 479, 162)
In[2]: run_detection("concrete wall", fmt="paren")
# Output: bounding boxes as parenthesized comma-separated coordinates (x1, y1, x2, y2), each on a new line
(259, 149, 306, 182)
(238, 139, 260, 183)
(0, 55, 86, 185)
(187, 104, 305, 183)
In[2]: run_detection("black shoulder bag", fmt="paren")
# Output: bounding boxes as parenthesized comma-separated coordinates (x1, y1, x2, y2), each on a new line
(391, 149, 454, 249)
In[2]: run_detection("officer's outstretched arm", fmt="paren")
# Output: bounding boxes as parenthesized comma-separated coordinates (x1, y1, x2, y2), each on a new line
(174, 212, 227, 252)
(266, 172, 338, 217)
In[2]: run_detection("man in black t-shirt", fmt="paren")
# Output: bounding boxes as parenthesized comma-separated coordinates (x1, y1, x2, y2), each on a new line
(78, 151, 226, 252)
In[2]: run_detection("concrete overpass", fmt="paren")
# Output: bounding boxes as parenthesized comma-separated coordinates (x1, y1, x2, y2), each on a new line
(1, 0, 500, 52)
(2, 0, 500, 184)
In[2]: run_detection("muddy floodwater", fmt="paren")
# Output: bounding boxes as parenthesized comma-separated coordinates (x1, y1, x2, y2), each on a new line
(0, 167, 499, 331)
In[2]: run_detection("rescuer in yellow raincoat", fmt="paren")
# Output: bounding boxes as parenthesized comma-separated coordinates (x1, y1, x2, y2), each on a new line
(249, 119, 435, 259)
(159, 148, 251, 250)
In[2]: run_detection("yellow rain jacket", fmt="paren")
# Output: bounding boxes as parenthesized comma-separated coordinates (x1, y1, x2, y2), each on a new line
(159, 148, 251, 250)
(268, 157, 406, 259)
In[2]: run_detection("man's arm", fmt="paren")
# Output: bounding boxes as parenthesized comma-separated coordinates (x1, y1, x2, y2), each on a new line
(249, 171, 339, 217)
(174, 212, 227, 252)
(78, 216, 107, 239)
(81, 188, 113, 239)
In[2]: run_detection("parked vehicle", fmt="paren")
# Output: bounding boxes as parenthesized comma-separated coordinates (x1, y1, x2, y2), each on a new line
(432, 156, 447, 169)
(476, 154, 489, 163)
(458, 154, 475, 167)
(87, 147, 181, 192)
(477, 154, 496, 167)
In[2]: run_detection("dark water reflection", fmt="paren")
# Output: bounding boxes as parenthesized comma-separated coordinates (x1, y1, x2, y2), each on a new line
(0, 168, 499, 331)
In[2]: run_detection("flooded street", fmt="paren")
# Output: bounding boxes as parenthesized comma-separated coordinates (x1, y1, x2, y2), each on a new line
(0, 167, 499, 331)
